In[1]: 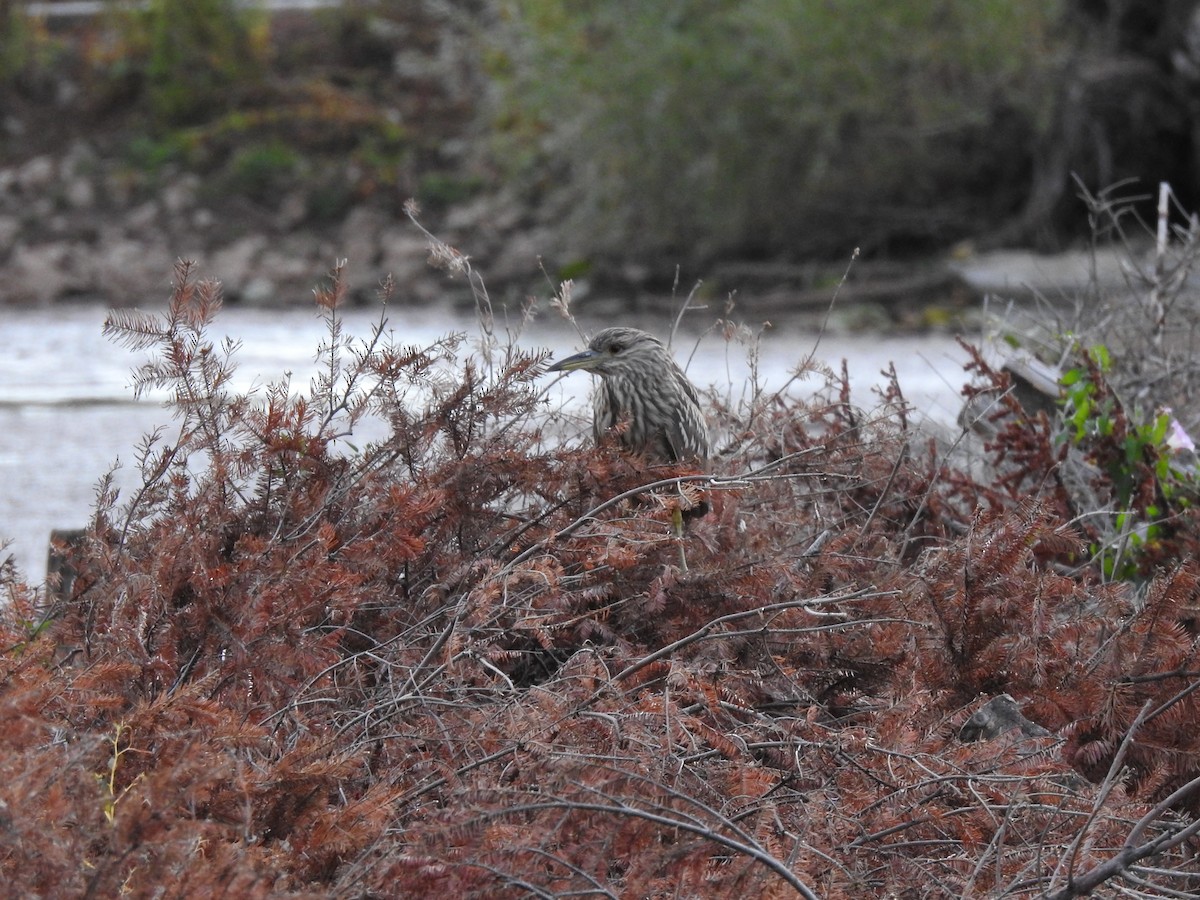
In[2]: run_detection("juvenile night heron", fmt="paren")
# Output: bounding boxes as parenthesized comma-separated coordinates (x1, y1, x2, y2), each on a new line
(548, 326, 709, 466)
(549, 327, 709, 566)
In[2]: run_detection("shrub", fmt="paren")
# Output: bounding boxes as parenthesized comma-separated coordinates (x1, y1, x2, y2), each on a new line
(2, 217, 1200, 894)
(223, 140, 302, 203)
(0, 4, 37, 87)
(0, 5, 71, 105)
(976, 182, 1200, 582)
(491, 0, 1066, 264)
(141, 0, 271, 126)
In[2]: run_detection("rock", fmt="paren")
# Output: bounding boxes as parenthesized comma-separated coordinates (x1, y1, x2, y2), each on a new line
(55, 78, 80, 108)
(378, 227, 432, 286)
(124, 201, 160, 234)
(59, 143, 99, 210)
(61, 141, 97, 170)
(63, 176, 95, 210)
(959, 694, 1051, 742)
(103, 170, 136, 208)
(276, 191, 308, 230)
(947, 246, 1134, 298)
(209, 235, 269, 290)
(242, 276, 278, 305)
(256, 234, 327, 304)
(959, 353, 1063, 440)
(0, 215, 20, 250)
(338, 205, 390, 270)
(444, 194, 494, 232)
(392, 19, 474, 103)
(2, 242, 80, 304)
(161, 174, 200, 216)
(87, 233, 173, 303)
(15, 155, 56, 193)
(484, 225, 561, 284)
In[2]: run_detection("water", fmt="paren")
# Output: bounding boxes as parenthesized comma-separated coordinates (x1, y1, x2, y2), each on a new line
(0, 302, 973, 583)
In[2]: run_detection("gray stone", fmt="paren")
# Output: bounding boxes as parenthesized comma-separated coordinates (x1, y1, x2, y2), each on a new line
(209, 235, 268, 288)
(61, 141, 98, 176)
(338, 205, 389, 270)
(485, 226, 560, 284)
(276, 191, 308, 230)
(392, 26, 472, 102)
(56, 78, 80, 108)
(959, 694, 1050, 742)
(15, 156, 56, 193)
(85, 233, 173, 303)
(104, 171, 135, 207)
(242, 276, 278, 305)
(378, 227, 432, 286)
(254, 234, 327, 303)
(161, 174, 200, 216)
(27, 197, 55, 221)
(444, 194, 494, 232)
(46, 214, 73, 236)
(3, 242, 79, 304)
(0, 215, 21, 251)
(947, 246, 1134, 298)
(125, 201, 160, 233)
(64, 177, 95, 210)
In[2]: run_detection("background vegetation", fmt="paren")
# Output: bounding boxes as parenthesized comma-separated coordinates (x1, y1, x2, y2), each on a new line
(491, 0, 1066, 260)
(0, 1, 436, 229)
(3, 1, 1199, 279)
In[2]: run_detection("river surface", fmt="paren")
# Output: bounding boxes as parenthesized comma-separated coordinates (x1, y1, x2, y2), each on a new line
(0, 302, 974, 582)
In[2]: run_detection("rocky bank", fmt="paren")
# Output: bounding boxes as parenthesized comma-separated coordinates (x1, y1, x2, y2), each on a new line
(0, 2, 1181, 318)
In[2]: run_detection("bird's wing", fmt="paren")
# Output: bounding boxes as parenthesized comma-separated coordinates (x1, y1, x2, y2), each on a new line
(669, 368, 708, 464)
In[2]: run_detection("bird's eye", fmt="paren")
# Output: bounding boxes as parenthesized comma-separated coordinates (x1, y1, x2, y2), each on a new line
(608, 343, 622, 354)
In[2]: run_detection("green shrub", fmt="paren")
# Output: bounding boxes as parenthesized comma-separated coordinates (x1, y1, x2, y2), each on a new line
(494, 0, 1066, 263)
(92, 0, 271, 126)
(0, 6, 69, 101)
(122, 131, 196, 171)
(417, 171, 486, 207)
(0, 5, 33, 86)
(149, 0, 269, 124)
(223, 140, 301, 203)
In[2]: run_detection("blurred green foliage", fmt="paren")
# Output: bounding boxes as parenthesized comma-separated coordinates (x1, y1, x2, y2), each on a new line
(121, 131, 197, 172)
(224, 140, 301, 202)
(418, 172, 487, 207)
(133, 0, 270, 126)
(0, 6, 69, 98)
(0, 4, 33, 85)
(74, 2, 410, 209)
(493, 0, 1068, 262)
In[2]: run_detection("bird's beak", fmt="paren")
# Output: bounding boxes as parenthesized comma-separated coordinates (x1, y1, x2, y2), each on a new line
(547, 349, 601, 373)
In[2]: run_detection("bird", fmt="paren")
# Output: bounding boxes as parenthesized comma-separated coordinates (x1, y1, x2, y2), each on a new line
(547, 326, 709, 466)
(548, 327, 709, 568)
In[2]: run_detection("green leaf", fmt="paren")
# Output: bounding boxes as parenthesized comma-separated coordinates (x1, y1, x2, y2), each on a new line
(1150, 413, 1170, 445)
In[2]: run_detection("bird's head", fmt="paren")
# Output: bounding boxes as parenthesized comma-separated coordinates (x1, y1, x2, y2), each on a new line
(547, 327, 665, 378)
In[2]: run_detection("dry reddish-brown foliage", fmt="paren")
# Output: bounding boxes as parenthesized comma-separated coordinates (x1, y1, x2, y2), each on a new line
(2, 261, 1200, 898)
